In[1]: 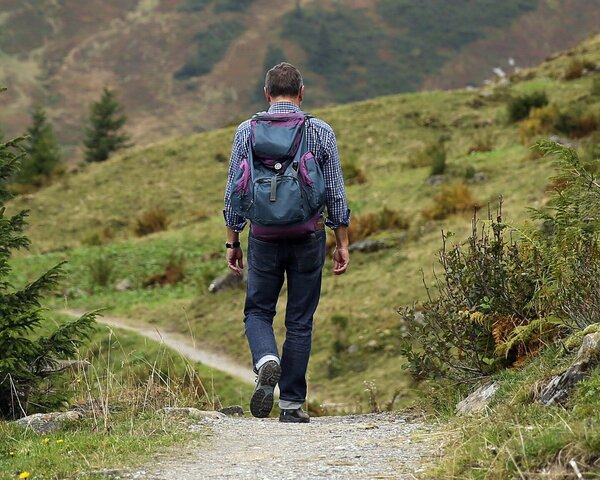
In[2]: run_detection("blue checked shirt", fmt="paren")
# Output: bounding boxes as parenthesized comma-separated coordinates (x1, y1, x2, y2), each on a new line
(223, 101, 351, 232)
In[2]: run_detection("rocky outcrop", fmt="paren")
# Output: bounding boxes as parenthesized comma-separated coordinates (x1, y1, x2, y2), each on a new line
(16, 411, 83, 434)
(208, 272, 246, 293)
(349, 239, 390, 254)
(539, 332, 600, 405)
(456, 382, 498, 415)
(219, 405, 245, 417)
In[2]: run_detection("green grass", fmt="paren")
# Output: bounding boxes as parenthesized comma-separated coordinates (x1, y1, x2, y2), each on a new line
(426, 347, 600, 478)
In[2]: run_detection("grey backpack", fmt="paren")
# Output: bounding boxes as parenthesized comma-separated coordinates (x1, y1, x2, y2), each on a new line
(230, 112, 326, 238)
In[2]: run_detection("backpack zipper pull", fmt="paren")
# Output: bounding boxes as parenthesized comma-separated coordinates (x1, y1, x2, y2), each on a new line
(270, 176, 277, 202)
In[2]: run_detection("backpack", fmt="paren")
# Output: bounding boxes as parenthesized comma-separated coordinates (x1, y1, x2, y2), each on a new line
(230, 112, 326, 239)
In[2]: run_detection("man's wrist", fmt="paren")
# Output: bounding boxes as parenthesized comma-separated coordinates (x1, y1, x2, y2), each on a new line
(225, 241, 241, 249)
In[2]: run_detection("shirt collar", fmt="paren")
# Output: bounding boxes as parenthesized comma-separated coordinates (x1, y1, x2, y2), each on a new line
(267, 101, 302, 114)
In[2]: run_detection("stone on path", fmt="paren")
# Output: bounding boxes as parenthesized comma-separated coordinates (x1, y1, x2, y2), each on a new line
(218, 405, 245, 417)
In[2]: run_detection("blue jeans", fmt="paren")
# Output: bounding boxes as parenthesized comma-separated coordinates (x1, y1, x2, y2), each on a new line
(244, 229, 326, 405)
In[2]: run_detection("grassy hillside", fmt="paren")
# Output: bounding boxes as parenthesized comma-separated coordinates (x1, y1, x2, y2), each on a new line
(6, 33, 600, 410)
(1, 0, 599, 161)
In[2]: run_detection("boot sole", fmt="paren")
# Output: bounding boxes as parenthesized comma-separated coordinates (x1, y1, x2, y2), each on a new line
(250, 361, 281, 418)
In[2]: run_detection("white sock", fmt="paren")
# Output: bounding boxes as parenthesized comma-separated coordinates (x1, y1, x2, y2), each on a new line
(255, 354, 279, 370)
(279, 400, 302, 410)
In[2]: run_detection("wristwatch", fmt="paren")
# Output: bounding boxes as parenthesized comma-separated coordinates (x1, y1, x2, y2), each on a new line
(225, 241, 241, 249)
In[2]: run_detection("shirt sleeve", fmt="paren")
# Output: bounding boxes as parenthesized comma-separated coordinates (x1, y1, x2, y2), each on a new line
(322, 130, 351, 229)
(223, 125, 249, 232)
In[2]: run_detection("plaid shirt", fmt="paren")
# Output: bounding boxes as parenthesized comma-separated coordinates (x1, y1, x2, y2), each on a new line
(223, 101, 351, 231)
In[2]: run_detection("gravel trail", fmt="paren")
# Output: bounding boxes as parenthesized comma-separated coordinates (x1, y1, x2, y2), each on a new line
(135, 413, 436, 480)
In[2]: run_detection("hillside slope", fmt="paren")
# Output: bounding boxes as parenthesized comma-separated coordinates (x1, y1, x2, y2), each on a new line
(1, 0, 599, 161)
(7, 32, 600, 409)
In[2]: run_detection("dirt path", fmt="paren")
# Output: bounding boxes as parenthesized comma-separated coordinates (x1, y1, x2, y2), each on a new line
(60, 309, 255, 385)
(129, 413, 436, 480)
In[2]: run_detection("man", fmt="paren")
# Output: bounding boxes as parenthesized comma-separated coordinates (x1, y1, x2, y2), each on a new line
(223, 62, 350, 423)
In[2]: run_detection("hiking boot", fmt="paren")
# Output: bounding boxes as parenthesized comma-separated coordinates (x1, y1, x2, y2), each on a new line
(250, 360, 281, 418)
(279, 407, 310, 423)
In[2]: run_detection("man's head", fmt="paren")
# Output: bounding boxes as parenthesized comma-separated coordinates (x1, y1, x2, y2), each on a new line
(264, 62, 304, 105)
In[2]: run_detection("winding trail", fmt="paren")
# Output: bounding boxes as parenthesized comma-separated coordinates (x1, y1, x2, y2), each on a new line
(60, 309, 255, 384)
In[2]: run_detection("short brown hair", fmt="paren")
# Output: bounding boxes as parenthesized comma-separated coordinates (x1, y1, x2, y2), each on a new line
(264, 62, 303, 98)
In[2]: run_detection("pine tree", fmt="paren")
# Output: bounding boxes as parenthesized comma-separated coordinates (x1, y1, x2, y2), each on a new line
(16, 106, 61, 186)
(0, 88, 97, 419)
(83, 87, 130, 162)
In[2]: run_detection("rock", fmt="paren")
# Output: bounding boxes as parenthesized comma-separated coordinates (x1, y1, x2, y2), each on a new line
(456, 382, 498, 415)
(472, 172, 487, 183)
(349, 239, 389, 253)
(208, 271, 246, 293)
(548, 135, 577, 149)
(62, 287, 86, 299)
(539, 332, 600, 405)
(347, 344, 359, 354)
(426, 174, 445, 186)
(115, 278, 133, 291)
(159, 407, 226, 421)
(15, 411, 83, 434)
(219, 405, 245, 417)
(41, 359, 91, 375)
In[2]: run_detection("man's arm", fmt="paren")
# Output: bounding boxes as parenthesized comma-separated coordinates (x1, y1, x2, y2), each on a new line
(226, 227, 243, 276)
(332, 225, 349, 275)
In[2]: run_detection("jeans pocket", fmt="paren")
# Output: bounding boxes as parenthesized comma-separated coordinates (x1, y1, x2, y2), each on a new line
(293, 232, 326, 273)
(249, 236, 279, 272)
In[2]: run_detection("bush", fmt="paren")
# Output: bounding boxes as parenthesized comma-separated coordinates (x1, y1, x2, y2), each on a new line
(519, 105, 559, 144)
(422, 182, 479, 220)
(342, 157, 367, 185)
(554, 108, 600, 138)
(507, 91, 549, 123)
(87, 254, 114, 287)
(564, 58, 585, 80)
(467, 130, 494, 154)
(143, 254, 186, 288)
(134, 207, 170, 237)
(399, 207, 545, 383)
(326, 207, 409, 250)
(409, 141, 446, 174)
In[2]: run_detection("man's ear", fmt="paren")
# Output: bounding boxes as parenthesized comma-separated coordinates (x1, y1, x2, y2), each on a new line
(298, 85, 304, 103)
(263, 87, 270, 103)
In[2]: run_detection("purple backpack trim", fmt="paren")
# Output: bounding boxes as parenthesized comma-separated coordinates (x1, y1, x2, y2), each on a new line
(236, 158, 251, 193)
(299, 152, 314, 186)
(250, 211, 322, 241)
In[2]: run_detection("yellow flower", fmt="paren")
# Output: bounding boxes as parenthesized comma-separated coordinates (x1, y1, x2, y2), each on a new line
(9, 451, 16, 456)
(42, 438, 50, 445)
(56, 439, 64, 444)
(19, 472, 30, 479)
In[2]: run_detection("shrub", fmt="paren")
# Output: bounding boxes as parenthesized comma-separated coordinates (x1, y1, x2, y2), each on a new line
(81, 226, 115, 246)
(464, 165, 476, 180)
(592, 78, 600, 97)
(409, 141, 447, 175)
(422, 182, 479, 220)
(398, 207, 545, 383)
(507, 91, 548, 123)
(143, 254, 186, 288)
(555, 109, 600, 138)
(134, 207, 170, 237)
(342, 157, 367, 185)
(564, 58, 585, 80)
(519, 105, 559, 144)
(326, 207, 410, 250)
(467, 130, 494, 154)
(87, 254, 114, 287)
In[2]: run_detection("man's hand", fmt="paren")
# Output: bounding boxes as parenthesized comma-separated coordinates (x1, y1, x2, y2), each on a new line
(227, 247, 244, 276)
(332, 247, 349, 275)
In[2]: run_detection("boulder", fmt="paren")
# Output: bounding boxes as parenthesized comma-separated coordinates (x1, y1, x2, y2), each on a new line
(426, 174, 445, 186)
(159, 407, 225, 421)
(539, 332, 600, 405)
(349, 239, 389, 253)
(115, 278, 133, 291)
(218, 405, 245, 417)
(456, 382, 498, 415)
(16, 411, 83, 434)
(208, 271, 245, 293)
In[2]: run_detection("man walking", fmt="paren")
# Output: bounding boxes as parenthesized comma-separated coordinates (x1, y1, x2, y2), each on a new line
(223, 62, 350, 423)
